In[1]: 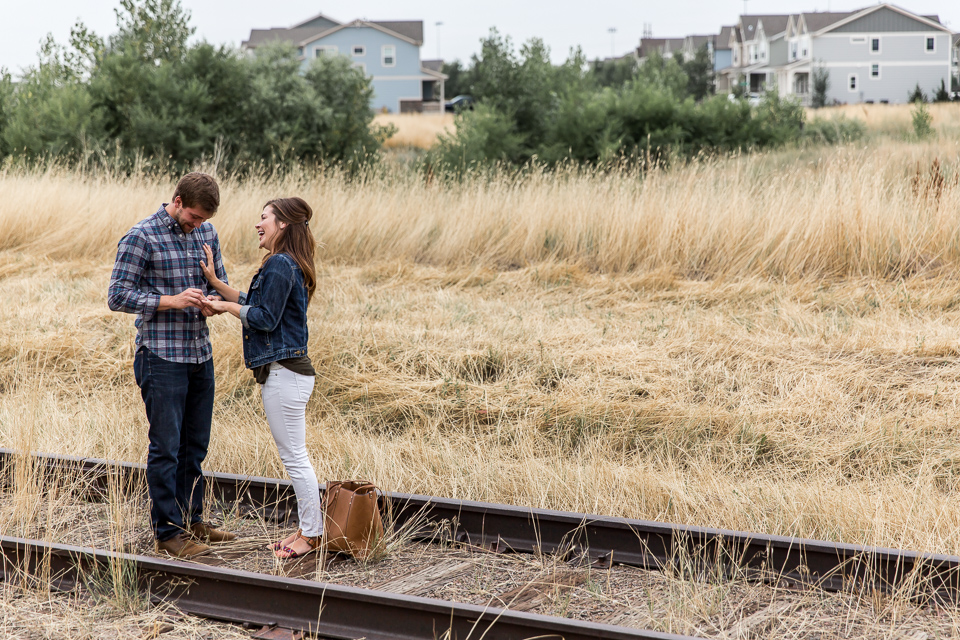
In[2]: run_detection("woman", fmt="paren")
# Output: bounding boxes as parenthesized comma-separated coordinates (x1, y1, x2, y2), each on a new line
(200, 197, 322, 559)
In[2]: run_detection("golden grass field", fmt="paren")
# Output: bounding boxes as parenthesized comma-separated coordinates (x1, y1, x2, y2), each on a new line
(808, 101, 960, 137)
(2, 134, 960, 563)
(374, 112, 455, 149)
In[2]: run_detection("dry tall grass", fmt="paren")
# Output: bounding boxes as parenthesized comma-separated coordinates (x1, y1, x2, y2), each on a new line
(374, 113, 454, 149)
(4, 138, 960, 560)
(807, 102, 960, 137)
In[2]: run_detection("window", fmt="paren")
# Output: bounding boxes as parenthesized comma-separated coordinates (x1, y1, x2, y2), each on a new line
(871, 64, 880, 79)
(315, 45, 338, 58)
(353, 62, 366, 74)
(352, 45, 365, 56)
(926, 37, 935, 53)
(848, 74, 858, 91)
(870, 37, 880, 53)
(791, 42, 798, 60)
(382, 44, 396, 67)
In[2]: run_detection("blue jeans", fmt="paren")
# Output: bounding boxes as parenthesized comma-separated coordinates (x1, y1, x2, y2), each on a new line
(134, 347, 215, 542)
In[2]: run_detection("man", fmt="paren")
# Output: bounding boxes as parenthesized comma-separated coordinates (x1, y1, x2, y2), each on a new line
(108, 172, 237, 558)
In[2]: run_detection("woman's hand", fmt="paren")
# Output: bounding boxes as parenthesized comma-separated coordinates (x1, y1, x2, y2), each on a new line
(200, 244, 242, 303)
(200, 244, 221, 285)
(199, 296, 242, 319)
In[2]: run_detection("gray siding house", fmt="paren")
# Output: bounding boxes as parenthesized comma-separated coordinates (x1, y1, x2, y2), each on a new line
(243, 13, 446, 113)
(718, 15, 790, 95)
(782, 4, 952, 104)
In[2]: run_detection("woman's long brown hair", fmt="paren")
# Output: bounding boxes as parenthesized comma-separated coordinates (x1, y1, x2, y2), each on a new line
(262, 197, 317, 303)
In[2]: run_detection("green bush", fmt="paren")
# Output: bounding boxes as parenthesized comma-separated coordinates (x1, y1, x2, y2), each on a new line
(0, 0, 385, 171)
(429, 103, 525, 172)
(912, 99, 934, 139)
(803, 116, 867, 145)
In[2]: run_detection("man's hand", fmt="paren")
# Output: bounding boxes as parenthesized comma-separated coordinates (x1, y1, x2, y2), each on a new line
(200, 295, 224, 317)
(200, 297, 231, 315)
(158, 288, 206, 311)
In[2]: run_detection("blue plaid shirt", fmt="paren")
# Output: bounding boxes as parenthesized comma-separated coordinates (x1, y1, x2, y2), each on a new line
(108, 205, 229, 363)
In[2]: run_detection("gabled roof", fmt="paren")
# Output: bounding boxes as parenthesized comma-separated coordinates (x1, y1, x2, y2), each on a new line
(740, 15, 790, 41)
(798, 12, 854, 34)
(817, 4, 952, 35)
(636, 38, 684, 58)
(242, 27, 326, 49)
(299, 19, 424, 47)
(370, 21, 424, 45)
(291, 12, 341, 30)
(717, 26, 734, 50)
(685, 35, 716, 48)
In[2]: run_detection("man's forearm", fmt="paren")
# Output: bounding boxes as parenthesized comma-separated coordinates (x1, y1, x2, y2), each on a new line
(108, 283, 160, 320)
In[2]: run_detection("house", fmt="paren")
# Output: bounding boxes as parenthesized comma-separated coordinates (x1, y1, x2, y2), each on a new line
(242, 12, 446, 113)
(636, 38, 685, 61)
(682, 35, 716, 62)
(953, 33, 960, 89)
(780, 4, 952, 105)
(779, 12, 853, 102)
(714, 26, 735, 93)
(719, 15, 791, 95)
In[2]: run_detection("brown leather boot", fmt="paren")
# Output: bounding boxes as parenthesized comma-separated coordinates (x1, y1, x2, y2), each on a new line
(156, 532, 211, 558)
(190, 521, 238, 544)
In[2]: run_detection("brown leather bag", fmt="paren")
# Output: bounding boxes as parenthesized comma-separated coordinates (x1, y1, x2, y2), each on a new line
(323, 480, 384, 560)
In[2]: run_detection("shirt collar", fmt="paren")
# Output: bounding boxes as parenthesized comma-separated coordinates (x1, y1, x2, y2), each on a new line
(159, 204, 185, 234)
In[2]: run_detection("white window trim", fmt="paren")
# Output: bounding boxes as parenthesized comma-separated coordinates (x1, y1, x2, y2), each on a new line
(848, 73, 859, 92)
(352, 45, 366, 56)
(870, 64, 881, 80)
(381, 44, 396, 68)
(315, 45, 338, 58)
(870, 35, 881, 55)
(925, 36, 936, 54)
(850, 36, 867, 44)
(353, 62, 366, 74)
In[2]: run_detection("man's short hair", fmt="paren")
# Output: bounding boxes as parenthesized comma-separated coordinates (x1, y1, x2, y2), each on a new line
(173, 172, 220, 214)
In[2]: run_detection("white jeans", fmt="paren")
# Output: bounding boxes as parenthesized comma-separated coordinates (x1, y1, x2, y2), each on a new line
(261, 363, 323, 537)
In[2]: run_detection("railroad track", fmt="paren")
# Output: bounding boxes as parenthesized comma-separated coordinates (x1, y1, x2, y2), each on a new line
(2, 448, 959, 639)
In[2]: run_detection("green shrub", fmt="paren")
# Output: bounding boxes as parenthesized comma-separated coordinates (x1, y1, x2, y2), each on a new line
(803, 116, 867, 145)
(912, 99, 934, 139)
(429, 103, 525, 172)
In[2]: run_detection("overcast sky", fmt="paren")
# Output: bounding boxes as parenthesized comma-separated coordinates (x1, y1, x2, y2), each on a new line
(2, 1, 957, 77)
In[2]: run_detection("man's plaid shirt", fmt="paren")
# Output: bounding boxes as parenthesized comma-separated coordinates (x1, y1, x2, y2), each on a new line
(108, 205, 228, 363)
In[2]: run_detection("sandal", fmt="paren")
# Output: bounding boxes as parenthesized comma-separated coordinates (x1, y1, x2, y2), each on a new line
(274, 531, 321, 560)
(271, 529, 301, 551)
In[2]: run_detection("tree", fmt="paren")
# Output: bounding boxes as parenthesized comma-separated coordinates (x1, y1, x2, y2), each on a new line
(589, 56, 638, 89)
(635, 50, 688, 99)
(111, 0, 195, 64)
(934, 78, 950, 102)
(811, 65, 829, 108)
(441, 60, 466, 98)
(912, 99, 933, 138)
(907, 83, 927, 104)
(682, 44, 715, 102)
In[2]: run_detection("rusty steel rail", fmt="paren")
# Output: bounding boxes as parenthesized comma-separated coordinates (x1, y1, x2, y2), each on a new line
(0, 535, 691, 640)
(3, 448, 960, 602)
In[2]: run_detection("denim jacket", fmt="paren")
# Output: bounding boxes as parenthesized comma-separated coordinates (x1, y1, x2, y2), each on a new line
(238, 253, 309, 368)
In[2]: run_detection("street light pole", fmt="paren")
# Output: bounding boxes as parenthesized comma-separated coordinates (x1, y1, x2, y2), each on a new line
(608, 27, 617, 57)
(435, 21, 444, 59)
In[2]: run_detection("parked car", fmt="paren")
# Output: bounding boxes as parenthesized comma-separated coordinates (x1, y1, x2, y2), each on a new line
(444, 95, 475, 112)
(726, 92, 763, 106)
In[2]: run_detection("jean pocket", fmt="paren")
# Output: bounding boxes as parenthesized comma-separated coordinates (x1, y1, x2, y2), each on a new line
(133, 348, 145, 387)
(294, 374, 314, 403)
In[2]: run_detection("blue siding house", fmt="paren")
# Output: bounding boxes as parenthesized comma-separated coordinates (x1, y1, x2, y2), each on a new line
(242, 13, 446, 113)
